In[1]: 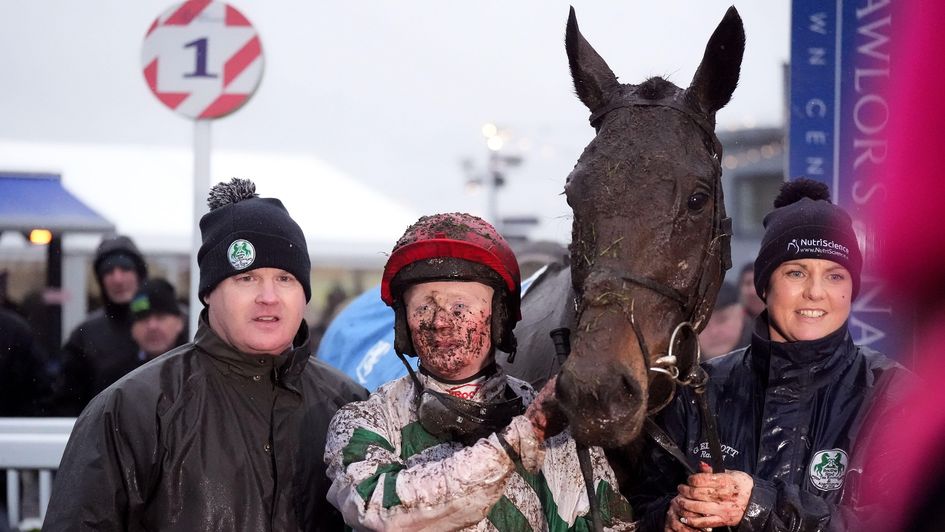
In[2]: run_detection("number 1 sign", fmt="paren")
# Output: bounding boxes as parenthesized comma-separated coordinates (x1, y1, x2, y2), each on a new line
(141, 0, 263, 120)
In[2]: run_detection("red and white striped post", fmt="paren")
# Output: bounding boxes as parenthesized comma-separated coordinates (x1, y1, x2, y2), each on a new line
(141, 0, 264, 335)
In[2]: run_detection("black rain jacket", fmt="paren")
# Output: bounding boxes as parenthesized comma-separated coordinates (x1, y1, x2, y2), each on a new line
(44, 316, 368, 531)
(631, 313, 912, 531)
(55, 237, 149, 415)
(0, 307, 51, 416)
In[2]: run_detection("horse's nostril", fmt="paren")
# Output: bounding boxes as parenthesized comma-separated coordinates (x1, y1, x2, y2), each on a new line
(557, 364, 642, 408)
(619, 372, 643, 404)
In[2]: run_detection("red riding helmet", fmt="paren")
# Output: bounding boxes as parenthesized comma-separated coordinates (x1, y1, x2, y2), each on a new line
(382, 213, 522, 356)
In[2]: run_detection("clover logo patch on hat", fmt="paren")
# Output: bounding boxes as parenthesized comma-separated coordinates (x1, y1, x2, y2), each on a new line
(809, 449, 848, 491)
(228, 239, 256, 270)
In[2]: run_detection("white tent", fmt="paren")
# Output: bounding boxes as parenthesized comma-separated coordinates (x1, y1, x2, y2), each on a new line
(0, 139, 419, 268)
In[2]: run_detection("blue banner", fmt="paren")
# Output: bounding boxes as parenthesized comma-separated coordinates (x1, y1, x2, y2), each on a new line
(790, 0, 910, 362)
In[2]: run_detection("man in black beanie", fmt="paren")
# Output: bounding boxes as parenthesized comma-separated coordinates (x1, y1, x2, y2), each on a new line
(46, 178, 368, 532)
(129, 279, 188, 360)
(55, 234, 148, 415)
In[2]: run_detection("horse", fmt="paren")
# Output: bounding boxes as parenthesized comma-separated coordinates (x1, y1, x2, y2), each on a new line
(500, 7, 744, 450)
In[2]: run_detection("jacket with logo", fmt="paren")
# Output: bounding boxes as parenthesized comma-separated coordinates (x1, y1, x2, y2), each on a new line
(325, 368, 634, 531)
(44, 315, 368, 531)
(631, 313, 912, 531)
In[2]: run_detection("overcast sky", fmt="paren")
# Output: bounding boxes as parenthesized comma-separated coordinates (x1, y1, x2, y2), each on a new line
(0, 1, 789, 243)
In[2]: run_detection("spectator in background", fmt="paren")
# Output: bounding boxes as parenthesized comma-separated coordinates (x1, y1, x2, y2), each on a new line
(737, 262, 764, 346)
(698, 281, 745, 360)
(129, 279, 188, 361)
(55, 235, 148, 415)
(0, 270, 20, 314)
(0, 307, 51, 416)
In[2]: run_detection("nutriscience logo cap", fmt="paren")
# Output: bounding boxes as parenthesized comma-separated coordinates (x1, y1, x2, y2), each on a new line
(786, 238, 849, 259)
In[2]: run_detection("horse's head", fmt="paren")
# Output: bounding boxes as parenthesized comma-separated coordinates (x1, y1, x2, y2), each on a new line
(556, 7, 744, 447)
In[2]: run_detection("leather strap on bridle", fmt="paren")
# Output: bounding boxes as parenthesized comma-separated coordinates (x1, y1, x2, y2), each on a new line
(581, 88, 733, 419)
(644, 418, 697, 475)
(585, 90, 732, 331)
(588, 92, 724, 160)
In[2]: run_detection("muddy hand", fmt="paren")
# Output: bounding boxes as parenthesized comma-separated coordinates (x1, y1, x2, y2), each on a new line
(525, 376, 567, 443)
(672, 462, 752, 528)
(664, 496, 708, 532)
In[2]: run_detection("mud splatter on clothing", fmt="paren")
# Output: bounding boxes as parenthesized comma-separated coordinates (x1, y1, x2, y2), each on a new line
(324, 371, 635, 530)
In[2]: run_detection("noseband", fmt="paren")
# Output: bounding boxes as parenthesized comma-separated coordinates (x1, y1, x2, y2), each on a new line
(587, 88, 733, 413)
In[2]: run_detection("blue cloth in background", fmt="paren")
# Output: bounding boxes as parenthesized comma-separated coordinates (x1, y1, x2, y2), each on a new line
(316, 286, 415, 392)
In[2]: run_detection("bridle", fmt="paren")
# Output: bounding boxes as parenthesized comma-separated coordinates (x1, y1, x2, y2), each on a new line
(586, 87, 734, 413)
(563, 92, 736, 532)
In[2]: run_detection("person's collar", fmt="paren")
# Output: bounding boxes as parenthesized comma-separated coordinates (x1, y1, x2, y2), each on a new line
(418, 361, 497, 385)
(749, 311, 855, 387)
(418, 362, 505, 402)
(194, 309, 311, 390)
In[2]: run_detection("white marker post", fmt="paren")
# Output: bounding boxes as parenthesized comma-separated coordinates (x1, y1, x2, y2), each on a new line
(141, 0, 264, 336)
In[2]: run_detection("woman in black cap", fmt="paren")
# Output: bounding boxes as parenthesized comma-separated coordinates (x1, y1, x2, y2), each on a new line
(632, 179, 913, 531)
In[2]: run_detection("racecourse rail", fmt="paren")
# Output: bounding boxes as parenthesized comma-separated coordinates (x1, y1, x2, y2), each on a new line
(0, 418, 75, 530)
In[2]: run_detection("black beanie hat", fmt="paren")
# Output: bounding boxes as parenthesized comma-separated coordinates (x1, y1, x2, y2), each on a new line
(754, 179, 862, 300)
(130, 279, 181, 321)
(197, 178, 311, 303)
(93, 235, 148, 282)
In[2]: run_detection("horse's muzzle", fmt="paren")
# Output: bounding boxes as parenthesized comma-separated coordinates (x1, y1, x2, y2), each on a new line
(555, 360, 646, 448)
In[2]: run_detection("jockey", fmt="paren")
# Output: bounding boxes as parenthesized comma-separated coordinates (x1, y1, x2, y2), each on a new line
(324, 212, 634, 530)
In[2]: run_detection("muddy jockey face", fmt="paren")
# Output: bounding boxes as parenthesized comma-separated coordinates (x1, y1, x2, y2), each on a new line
(554, 8, 743, 447)
(381, 212, 522, 360)
(382, 213, 525, 442)
(403, 281, 495, 381)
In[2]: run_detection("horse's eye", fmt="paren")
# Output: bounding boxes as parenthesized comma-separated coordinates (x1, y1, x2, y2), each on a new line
(687, 192, 710, 211)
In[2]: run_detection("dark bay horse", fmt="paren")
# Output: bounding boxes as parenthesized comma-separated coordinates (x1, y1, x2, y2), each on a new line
(501, 7, 744, 449)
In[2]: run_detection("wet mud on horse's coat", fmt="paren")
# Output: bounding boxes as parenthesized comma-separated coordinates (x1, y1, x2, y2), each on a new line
(506, 6, 744, 453)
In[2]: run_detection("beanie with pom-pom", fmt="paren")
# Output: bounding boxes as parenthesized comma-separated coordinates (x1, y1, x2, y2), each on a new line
(754, 178, 862, 301)
(197, 178, 311, 302)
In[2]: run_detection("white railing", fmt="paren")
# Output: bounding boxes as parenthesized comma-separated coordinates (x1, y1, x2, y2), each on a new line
(0, 418, 75, 530)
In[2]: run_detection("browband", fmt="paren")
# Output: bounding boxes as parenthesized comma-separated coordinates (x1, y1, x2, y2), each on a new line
(588, 93, 723, 160)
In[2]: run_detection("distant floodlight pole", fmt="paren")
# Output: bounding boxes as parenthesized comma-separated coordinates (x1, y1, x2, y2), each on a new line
(141, 0, 264, 337)
(480, 123, 524, 233)
(483, 123, 505, 228)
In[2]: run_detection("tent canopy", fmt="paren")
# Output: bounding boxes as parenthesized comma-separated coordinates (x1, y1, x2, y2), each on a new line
(0, 141, 420, 266)
(0, 172, 114, 234)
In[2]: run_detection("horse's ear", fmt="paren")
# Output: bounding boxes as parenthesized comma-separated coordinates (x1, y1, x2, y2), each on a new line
(566, 6, 619, 112)
(687, 6, 745, 116)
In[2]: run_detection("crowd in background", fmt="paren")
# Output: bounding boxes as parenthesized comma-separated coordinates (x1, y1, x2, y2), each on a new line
(0, 235, 352, 420)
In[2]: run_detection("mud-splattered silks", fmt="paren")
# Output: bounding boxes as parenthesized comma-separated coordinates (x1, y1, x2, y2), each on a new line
(324, 369, 636, 531)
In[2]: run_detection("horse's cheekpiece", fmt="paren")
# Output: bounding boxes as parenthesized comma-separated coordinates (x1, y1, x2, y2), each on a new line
(417, 387, 525, 445)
